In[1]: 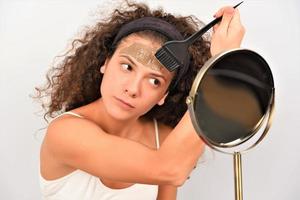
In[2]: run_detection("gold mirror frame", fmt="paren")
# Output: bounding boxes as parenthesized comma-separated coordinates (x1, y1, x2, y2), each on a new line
(186, 48, 275, 200)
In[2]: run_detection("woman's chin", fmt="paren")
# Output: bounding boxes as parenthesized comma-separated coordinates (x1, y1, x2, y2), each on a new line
(104, 105, 137, 121)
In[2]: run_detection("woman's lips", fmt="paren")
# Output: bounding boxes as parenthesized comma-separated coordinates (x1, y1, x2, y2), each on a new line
(114, 97, 135, 109)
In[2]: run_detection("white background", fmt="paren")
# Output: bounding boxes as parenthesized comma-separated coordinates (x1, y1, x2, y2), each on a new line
(0, 0, 299, 199)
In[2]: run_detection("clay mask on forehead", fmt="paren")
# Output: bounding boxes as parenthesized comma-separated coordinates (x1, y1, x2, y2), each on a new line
(119, 43, 163, 71)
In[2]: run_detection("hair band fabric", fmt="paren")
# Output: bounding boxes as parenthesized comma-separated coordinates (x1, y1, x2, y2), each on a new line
(112, 17, 184, 45)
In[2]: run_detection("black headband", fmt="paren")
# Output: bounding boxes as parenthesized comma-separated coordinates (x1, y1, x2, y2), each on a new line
(112, 17, 190, 91)
(112, 17, 184, 45)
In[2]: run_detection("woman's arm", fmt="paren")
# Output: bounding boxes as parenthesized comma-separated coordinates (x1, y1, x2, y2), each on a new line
(157, 185, 177, 200)
(44, 111, 202, 186)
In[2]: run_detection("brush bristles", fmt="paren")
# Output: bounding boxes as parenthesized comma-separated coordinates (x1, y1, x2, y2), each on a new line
(155, 48, 181, 71)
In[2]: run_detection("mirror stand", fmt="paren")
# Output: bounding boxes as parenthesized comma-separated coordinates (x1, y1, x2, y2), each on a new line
(234, 152, 243, 200)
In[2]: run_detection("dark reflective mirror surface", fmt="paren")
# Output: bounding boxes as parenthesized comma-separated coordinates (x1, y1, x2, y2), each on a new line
(193, 50, 274, 147)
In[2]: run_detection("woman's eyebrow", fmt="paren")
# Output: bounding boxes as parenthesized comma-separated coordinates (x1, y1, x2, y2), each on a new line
(149, 72, 166, 81)
(120, 54, 167, 81)
(120, 54, 137, 67)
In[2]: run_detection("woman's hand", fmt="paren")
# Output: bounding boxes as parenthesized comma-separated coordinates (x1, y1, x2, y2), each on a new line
(210, 6, 245, 56)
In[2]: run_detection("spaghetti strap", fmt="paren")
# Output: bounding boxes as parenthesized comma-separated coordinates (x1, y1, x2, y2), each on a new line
(63, 111, 84, 118)
(153, 118, 160, 149)
(52, 111, 84, 121)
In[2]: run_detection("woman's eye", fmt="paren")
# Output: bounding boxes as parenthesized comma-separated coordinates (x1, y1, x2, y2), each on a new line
(149, 78, 161, 87)
(121, 63, 132, 71)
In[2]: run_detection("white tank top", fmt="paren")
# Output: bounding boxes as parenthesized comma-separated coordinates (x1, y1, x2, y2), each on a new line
(39, 111, 160, 200)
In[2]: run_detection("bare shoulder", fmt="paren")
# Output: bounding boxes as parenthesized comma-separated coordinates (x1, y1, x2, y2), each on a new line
(47, 114, 99, 133)
(157, 122, 173, 144)
(40, 114, 104, 179)
(47, 114, 101, 136)
(43, 115, 104, 164)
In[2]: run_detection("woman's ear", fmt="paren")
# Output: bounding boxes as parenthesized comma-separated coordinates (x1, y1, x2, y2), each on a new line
(157, 92, 169, 106)
(100, 66, 106, 74)
(100, 58, 109, 74)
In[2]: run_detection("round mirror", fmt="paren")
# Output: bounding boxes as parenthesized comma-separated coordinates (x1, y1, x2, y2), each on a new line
(187, 48, 275, 151)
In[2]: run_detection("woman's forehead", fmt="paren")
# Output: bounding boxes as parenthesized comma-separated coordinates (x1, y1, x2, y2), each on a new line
(115, 35, 174, 78)
(119, 43, 163, 71)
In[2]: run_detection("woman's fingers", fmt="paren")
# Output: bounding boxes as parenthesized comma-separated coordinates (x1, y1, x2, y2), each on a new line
(210, 6, 245, 56)
(213, 7, 244, 37)
(218, 7, 235, 34)
(213, 6, 235, 34)
(213, 23, 219, 33)
(213, 6, 234, 18)
(230, 8, 241, 26)
(229, 9, 245, 34)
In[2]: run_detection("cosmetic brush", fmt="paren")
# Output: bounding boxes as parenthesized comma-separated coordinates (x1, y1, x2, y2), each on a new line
(155, 1, 243, 72)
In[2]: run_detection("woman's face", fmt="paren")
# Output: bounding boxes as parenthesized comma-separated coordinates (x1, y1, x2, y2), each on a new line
(100, 34, 174, 120)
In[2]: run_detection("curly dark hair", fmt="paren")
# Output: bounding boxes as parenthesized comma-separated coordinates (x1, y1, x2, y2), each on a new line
(32, 0, 211, 127)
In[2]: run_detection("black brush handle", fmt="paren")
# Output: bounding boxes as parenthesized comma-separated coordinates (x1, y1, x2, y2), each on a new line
(185, 1, 243, 46)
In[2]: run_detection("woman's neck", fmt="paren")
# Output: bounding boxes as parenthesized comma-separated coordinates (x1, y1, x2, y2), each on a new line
(82, 98, 142, 138)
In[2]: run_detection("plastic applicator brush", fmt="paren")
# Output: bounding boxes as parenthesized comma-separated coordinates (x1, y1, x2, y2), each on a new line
(155, 1, 243, 72)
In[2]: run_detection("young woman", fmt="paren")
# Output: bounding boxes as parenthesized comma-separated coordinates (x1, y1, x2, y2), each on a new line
(34, 1, 245, 199)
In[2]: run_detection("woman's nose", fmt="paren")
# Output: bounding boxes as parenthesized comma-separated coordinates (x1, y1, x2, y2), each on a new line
(124, 76, 141, 98)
